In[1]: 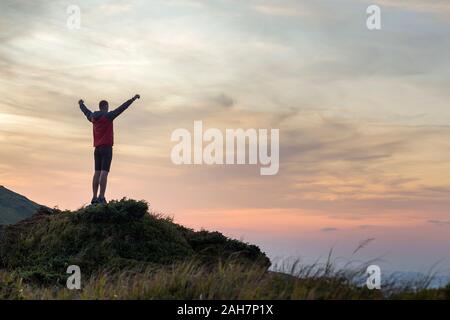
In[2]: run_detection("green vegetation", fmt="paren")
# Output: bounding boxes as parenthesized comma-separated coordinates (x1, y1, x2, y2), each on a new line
(0, 186, 40, 225)
(0, 198, 448, 300)
(0, 199, 269, 285)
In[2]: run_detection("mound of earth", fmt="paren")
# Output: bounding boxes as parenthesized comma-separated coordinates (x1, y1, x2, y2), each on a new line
(0, 198, 270, 284)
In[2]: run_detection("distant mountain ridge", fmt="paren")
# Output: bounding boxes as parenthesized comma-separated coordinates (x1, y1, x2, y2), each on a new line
(0, 186, 40, 225)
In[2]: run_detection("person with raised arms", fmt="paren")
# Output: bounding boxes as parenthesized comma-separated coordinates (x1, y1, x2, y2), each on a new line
(79, 94, 140, 205)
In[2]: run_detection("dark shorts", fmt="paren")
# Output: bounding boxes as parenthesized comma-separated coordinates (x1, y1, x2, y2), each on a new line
(94, 146, 113, 172)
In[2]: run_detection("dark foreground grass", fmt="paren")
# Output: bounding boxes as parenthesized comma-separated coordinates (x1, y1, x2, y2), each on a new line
(1, 258, 449, 299)
(0, 199, 449, 300)
(0, 199, 269, 285)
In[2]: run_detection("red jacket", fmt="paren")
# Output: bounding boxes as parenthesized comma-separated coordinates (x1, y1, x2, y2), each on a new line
(92, 115, 114, 147)
(79, 98, 136, 147)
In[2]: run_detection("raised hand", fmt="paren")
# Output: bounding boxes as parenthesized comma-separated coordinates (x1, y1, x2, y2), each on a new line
(78, 99, 84, 105)
(133, 94, 140, 100)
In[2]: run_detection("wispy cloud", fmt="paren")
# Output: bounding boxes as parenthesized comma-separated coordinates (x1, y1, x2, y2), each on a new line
(428, 220, 450, 226)
(362, 0, 450, 18)
(252, 3, 315, 17)
(321, 227, 339, 232)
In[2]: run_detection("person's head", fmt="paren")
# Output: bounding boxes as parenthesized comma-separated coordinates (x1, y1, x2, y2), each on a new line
(99, 100, 109, 112)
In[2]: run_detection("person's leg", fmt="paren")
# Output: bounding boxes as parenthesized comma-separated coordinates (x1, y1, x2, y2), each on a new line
(92, 171, 101, 199)
(92, 147, 102, 204)
(98, 146, 112, 203)
(98, 170, 109, 199)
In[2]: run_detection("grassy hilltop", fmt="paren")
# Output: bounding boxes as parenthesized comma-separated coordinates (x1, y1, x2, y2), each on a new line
(0, 199, 449, 299)
(0, 199, 268, 283)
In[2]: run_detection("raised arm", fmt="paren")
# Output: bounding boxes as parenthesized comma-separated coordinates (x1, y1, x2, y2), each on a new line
(79, 99, 93, 122)
(107, 94, 140, 121)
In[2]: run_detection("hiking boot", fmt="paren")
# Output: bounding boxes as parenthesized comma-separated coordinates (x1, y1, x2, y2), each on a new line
(91, 197, 99, 205)
(98, 196, 107, 204)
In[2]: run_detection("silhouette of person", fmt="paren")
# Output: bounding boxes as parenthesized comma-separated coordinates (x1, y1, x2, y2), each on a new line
(79, 94, 140, 204)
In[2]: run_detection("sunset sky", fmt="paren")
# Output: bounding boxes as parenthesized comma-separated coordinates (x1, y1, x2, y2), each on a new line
(1, 0, 450, 275)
